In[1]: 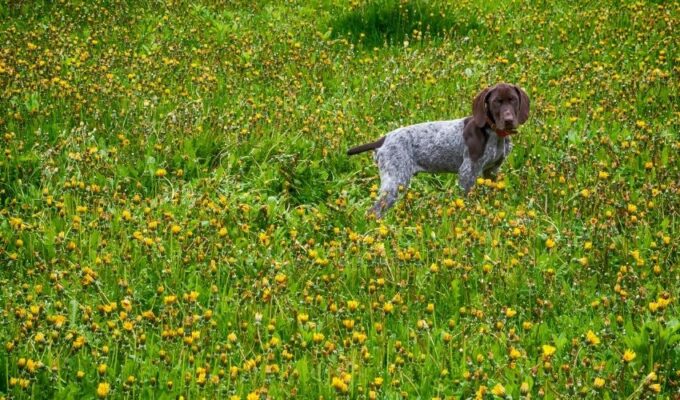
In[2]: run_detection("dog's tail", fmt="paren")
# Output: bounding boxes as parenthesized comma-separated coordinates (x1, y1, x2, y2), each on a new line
(347, 136, 385, 156)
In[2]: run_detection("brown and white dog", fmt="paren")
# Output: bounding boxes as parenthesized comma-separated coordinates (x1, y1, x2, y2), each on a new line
(347, 83, 530, 217)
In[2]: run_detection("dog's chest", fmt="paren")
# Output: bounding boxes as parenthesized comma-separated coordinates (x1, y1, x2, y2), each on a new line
(483, 133, 509, 164)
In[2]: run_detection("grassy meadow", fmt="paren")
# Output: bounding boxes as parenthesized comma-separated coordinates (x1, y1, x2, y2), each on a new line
(1, 0, 679, 398)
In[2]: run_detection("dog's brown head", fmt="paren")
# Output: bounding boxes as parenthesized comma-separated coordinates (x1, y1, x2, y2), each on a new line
(472, 83, 530, 131)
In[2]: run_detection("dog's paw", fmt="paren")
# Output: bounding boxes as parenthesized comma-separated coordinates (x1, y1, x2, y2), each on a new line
(368, 207, 383, 220)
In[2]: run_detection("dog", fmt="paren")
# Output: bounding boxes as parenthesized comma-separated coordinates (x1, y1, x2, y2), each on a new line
(347, 83, 530, 217)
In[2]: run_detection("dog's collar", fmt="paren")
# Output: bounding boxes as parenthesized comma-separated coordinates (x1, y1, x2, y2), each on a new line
(486, 117, 517, 138)
(493, 127, 516, 138)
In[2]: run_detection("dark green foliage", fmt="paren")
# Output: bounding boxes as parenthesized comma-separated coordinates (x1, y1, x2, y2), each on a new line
(330, 0, 483, 46)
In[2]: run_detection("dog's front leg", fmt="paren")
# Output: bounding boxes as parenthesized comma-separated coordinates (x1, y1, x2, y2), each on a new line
(483, 157, 504, 179)
(458, 157, 484, 194)
(483, 137, 512, 179)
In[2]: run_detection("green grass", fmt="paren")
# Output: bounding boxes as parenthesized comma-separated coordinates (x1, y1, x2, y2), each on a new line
(0, 0, 678, 399)
(330, 0, 484, 47)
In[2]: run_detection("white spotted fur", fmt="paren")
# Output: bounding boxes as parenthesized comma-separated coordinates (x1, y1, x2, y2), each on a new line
(371, 118, 512, 216)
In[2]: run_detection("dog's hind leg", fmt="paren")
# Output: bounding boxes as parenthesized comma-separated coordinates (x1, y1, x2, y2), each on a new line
(371, 169, 413, 218)
(368, 144, 417, 218)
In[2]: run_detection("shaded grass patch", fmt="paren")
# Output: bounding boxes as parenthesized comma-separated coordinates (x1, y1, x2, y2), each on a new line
(330, 0, 483, 47)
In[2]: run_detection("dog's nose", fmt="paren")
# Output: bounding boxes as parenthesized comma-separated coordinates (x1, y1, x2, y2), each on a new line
(503, 117, 514, 127)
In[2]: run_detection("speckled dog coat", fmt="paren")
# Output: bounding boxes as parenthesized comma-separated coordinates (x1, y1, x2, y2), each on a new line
(347, 83, 530, 217)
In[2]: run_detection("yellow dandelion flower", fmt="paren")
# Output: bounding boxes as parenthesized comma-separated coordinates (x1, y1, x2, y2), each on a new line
(342, 372, 352, 383)
(491, 383, 506, 397)
(274, 273, 287, 285)
(331, 376, 349, 393)
(9, 217, 23, 230)
(383, 302, 394, 313)
(475, 385, 488, 400)
(586, 330, 601, 346)
(196, 372, 207, 386)
(509, 347, 521, 360)
(646, 371, 657, 383)
(72, 336, 85, 350)
(656, 297, 670, 309)
(26, 359, 40, 374)
(96, 382, 110, 398)
(542, 344, 556, 357)
(520, 382, 530, 394)
(313, 332, 324, 343)
(594, 377, 605, 389)
(623, 349, 636, 362)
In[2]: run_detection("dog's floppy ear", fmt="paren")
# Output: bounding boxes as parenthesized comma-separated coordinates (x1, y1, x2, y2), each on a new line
(472, 86, 492, 127)
(514, 85, 530, 124)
